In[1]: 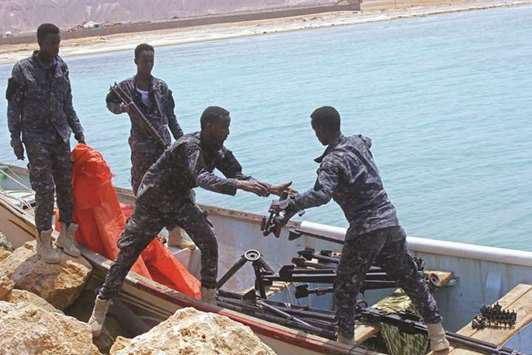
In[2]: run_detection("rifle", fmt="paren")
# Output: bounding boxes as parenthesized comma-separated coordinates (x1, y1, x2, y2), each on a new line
(218, 292, 524, 355)
(111, 82, 168, 149)
(261, 191, 304, 238)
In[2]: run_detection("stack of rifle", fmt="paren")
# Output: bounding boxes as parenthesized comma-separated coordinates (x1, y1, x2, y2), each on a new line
(256, 247, 428, 295)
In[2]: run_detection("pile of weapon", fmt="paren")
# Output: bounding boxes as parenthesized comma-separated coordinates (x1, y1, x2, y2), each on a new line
(214, 249, 336, 339)
(215, 246, 524, 355)
(279, 247, 432, 293)
(471, 302, 517, 330)
(217, 248, 408, 300)
(215, 247, 400, 339)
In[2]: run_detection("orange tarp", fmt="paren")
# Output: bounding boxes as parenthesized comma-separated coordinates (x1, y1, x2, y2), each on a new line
(68, 144, 201, 299)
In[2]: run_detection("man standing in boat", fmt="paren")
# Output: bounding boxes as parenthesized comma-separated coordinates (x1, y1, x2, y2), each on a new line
(88, 106, 290, 337)
(105, 43, 194, 249)
(272, 106, 450, 353)
(5, 23, 86, 263)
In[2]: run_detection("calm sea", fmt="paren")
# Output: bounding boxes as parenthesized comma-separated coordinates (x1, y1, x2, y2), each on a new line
(1, 6, 531, 251)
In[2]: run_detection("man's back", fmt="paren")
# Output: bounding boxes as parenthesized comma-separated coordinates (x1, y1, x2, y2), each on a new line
(320, 134, 399, 235)
(136, 134, 196, 204)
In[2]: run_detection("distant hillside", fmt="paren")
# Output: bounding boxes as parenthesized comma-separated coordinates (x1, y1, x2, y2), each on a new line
(0, 0, 338, 34)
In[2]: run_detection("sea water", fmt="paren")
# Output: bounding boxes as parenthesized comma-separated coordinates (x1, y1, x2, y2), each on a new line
(1, 6, 531, 251)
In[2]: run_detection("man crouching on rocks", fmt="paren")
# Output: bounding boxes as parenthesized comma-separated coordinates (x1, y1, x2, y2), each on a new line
(88, 106, 290, 337)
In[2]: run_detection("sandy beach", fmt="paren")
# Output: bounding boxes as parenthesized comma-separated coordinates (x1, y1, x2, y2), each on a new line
(0, 0, 531, 65)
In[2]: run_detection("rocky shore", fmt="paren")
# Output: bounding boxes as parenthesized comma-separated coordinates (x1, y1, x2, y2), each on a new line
(0, 232, 276, 355)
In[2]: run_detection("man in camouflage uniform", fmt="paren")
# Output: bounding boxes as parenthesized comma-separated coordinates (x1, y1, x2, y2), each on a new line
(6, 23, 86, 263)
(105, 43, 193, 249)
(277, 106, 449, 353)
(88, 106, 289, 337)
(105, 43, 182, 195)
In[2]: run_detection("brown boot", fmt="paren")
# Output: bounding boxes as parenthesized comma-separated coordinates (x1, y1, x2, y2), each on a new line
(57, 223, 81, 257)
(427, 322, 450, 353)
(201, 287, 217, 305)
(87, 296, 111, 337)
(36, 229, 61, 264)
(337, 332, 355, 346)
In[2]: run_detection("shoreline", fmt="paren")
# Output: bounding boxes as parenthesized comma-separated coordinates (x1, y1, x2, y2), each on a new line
(1, 0, 531, 65)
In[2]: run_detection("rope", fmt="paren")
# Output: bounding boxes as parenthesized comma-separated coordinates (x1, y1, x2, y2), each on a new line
(0, 167, 35, 212)
(0, 167, 32, 191)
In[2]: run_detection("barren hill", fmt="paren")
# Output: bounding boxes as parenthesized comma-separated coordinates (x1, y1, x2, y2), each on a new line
(0, 0, 338, 34)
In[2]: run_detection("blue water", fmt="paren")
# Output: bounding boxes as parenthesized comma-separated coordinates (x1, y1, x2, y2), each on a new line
(1, 6, 531, 251)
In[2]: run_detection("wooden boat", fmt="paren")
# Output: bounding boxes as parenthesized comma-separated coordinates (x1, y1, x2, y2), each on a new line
(1, 163, 531, 354)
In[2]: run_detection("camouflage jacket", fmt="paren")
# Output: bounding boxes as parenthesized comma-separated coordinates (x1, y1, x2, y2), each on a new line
(6, 51, 84, 143)
(136, 132, 252, 207)
(291, 134, 400, 236)
(106, 76, 183, 149)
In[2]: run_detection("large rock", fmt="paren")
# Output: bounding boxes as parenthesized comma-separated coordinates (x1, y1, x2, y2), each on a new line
(0, 275, 14, 299)
(111, 307, 276, 355)
(0, 248, 11, 261)
(67, 289, 141, 354)
(0, 231, 14, 251)
(0, 232, 13, 262)
(0, 241, 92, 309)
(5, 289, 62, 314)
(0, 301, 101, 355)
(109, 336, 132, 354)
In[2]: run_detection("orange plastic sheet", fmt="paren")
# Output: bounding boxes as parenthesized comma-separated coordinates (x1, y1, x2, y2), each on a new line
(67, 144, 201, 299)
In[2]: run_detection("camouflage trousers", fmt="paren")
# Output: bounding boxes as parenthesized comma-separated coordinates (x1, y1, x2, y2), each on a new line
(25, 140, 73, 232)
(130, 146, 164, 195)
(98, 198, 218, 300)
(335, 226, 442, 338)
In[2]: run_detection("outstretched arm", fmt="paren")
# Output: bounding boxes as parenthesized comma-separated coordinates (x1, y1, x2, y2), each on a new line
(215, 148, 271, 196)
(184, 144, 241, 196)
(216, 148, 249, 180)
(266, 181, 293, 196)
(291, 162, 340, 211)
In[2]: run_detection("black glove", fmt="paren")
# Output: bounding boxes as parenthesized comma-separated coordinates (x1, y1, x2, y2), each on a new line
(10, 139, 24, 160)
(74, 132, 86, 144)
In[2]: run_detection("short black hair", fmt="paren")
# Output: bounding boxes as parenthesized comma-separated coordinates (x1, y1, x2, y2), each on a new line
(37, 23, 60, 43)
(311, 106, 341, 132)
(201, 106, 230, 129)
(135, 43, 154, 59)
